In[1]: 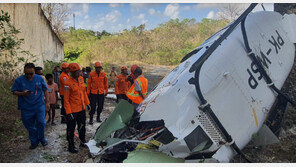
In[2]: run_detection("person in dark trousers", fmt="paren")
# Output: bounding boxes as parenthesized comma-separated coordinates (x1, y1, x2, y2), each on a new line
(52, 66, 61, 89)
(115, 66, 130, 103)
(11, 63, 49, 149)
(64, 63, 90, 153)
(59, 63, 70, 124)
(52, 66, 61, 109)
(87, 62, 108, 124)
(83, 67, 91, 85)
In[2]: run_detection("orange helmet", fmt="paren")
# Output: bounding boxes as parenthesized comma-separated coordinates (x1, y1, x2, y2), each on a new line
(121, 66, 127, 71)
(61, 62, 69, 69)
(68, 63, 81, 72)
(94, 61, 102, 67)
(131, 64, 138, 74)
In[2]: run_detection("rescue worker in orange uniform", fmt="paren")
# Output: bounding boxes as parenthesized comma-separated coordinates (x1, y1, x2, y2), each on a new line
(126, 67, 148, 108)
(64, 63, 90, 153)
(127, 64, 139, 86)
(78, 66, 87, 91)
(115, 66, 130, 103)
(87, 61, 108, 124)
(59, 62, 70, 124)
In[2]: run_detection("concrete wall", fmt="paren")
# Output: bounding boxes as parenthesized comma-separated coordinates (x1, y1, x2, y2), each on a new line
(0, 3, 64, 68)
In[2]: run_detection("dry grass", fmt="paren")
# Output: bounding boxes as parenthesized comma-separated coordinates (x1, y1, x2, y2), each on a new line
(0, 80, 28, 162)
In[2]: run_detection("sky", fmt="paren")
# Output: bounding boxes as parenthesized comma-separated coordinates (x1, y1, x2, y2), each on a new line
(67, 3, 274, 33)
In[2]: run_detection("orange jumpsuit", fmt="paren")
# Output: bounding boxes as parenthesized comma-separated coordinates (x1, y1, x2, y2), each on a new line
(86, 71, 108, 121)
(64, 76, 90, 146)
(115, 73, 130, 103)
(59, 71, 70, 120)
(59, 72, 70, 96)
(64, 77, 90, 115)
(87, 71, 108, 95)
(115, 74, 130, 94)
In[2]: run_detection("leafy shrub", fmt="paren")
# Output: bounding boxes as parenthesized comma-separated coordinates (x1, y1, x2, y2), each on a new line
(43, 60, 62, 76)
(0, 10, 36, 80)
(64, 48, 83, 61)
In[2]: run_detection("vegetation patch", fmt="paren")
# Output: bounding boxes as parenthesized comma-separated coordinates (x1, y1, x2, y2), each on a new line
(62, 18, 230, 67)
(0, 80, 27, 162)
(42, 153, 58, 162)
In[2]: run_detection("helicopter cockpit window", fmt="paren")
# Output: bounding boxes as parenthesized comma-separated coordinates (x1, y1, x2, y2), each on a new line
(184, 126, 213, 153)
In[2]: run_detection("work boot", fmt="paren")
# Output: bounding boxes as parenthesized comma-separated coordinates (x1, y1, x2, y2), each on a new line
(89, 116, 93, 125)
(68, 146, 78, 153)
(29, 144, 38, 150)
(68, 142, 78, 153)
(96, 116, 101, 123)
(41, 140, 48, 146)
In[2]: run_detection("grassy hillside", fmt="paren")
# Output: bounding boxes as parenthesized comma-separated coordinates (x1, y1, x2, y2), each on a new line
(62, 18, 230, 67)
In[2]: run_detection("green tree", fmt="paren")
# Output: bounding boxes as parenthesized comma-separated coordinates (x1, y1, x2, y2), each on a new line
(64, 48, 83, 61)
(101, 30, 111, 36)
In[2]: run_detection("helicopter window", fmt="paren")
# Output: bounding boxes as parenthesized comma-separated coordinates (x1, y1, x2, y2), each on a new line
(184, 126, 213, 152)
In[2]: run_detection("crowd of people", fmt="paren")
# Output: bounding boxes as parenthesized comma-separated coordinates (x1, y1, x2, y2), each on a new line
(11, 61, 148, 153)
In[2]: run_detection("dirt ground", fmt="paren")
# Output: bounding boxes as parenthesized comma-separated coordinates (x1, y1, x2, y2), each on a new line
(7, 98, 114, 163)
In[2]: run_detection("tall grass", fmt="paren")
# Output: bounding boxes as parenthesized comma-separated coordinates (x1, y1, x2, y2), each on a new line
(0, 80, 26, 145)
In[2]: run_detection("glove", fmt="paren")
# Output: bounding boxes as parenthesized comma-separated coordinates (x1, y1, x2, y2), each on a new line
(86, 105, 91, 111)
(104, 92, 108, 97)
(66, 113, 74, 121)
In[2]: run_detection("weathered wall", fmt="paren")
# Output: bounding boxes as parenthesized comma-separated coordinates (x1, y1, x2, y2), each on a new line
(0, 3, 64, 68)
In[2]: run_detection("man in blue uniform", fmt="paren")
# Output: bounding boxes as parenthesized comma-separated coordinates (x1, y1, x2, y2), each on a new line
(11, 63, 50, 149)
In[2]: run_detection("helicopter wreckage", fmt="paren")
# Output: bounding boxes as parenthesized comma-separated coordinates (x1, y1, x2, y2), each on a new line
(86, 4, 296, 163)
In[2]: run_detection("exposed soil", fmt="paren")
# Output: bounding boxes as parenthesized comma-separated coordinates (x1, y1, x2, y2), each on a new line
(10, 98, 115, 163)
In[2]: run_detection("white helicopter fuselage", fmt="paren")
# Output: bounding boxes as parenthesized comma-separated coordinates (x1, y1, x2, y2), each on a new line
(137, 11, 296, 162)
